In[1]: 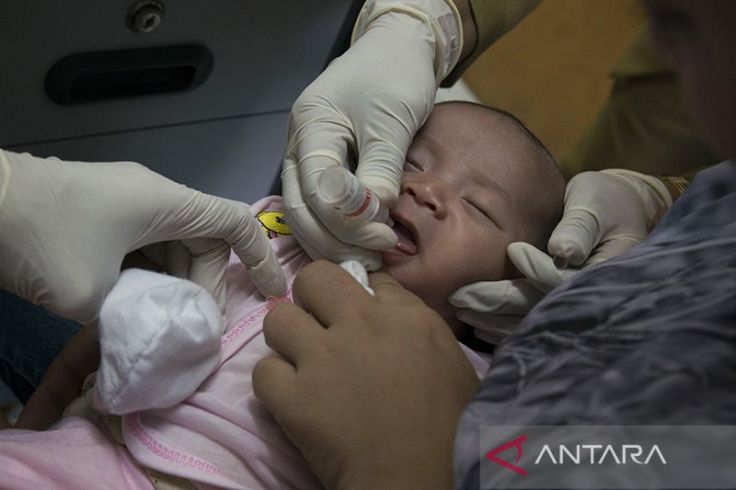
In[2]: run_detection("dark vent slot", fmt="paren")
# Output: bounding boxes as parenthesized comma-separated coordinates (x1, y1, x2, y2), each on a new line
(45, 45, 213, 105)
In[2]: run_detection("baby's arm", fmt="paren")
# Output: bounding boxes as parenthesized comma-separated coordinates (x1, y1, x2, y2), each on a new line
(15, 323, 100, 430)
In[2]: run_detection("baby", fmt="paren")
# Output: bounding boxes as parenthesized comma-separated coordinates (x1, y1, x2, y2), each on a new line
(383, 101, 563, 338)
(0, 101, 564, 489)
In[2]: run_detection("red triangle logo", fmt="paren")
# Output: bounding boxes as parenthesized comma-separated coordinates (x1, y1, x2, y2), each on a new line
(485, 434, 528, 476)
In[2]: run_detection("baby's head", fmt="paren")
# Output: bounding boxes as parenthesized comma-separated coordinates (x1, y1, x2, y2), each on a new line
(381, 101, 565, 334)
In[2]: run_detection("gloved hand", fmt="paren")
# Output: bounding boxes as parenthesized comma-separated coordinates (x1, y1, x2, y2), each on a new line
(450, 169, 673, 343)
(282, 0, 462, 270)
(450, 243, 577, 344)
(0, 150, 287, 324)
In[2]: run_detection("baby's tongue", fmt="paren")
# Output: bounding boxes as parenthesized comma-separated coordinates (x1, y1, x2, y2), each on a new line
(393, 222, 417, 255)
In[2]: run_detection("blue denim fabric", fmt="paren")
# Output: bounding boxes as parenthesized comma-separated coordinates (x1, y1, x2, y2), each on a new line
(0, 290, 81, 403)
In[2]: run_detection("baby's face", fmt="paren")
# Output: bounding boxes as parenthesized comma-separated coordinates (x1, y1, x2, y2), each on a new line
(381, 105, 535, 333)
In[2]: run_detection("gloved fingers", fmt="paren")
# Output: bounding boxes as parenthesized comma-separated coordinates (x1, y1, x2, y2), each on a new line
(547, 208, 601, 267)
(471, 325, 515, 346)
(163, 240, 193, 279)
(298, 155, 398, 251)
(585, 233, 644, 266)
(353, 123, 414, 208)
(170, 191, 287, 298)
(136, 243, 167, 268)
(287, 204, 384, 270)
(449, 278, 546, 315)
(121, 249, 164, 273)
(315, 208, 397, 251)
(507, 242, 577, 293)
(350, 77, 434, 208)
(289, 102, 403, 250)
(282, 157, 383, 270)
(456, 310, 522, 345)
(180, 238, 230, 312)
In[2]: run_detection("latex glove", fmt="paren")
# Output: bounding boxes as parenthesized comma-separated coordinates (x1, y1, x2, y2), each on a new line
(450, 170, 672, 344)
(253, 261, 479, 489)
(0, 150, 287, 324)
(549, 169, 672, 266)
(450, 242, 577, 344)
(282, 0, 462, 270)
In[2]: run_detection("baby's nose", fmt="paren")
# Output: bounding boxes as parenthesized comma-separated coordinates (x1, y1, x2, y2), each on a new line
(401, 180, 447, 218)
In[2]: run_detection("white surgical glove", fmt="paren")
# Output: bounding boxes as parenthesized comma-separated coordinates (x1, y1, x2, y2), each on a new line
(450, 169, 673, 344)
(283, 0, 462, 269)
(548, 169, 672, 266)
(0, 150, 287, 324)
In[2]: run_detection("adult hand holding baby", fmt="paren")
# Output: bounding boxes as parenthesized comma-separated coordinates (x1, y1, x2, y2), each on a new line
(451, 169, 673, 342)
(0, 149, 286, 324)
(254, 260, 479, 490)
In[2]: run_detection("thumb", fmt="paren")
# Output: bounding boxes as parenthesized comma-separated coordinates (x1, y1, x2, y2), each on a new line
(507, 242, 571, 293)
(547, 208, 601, 267)
(585, 234, 643, 265)
(354, 141, 407, 208)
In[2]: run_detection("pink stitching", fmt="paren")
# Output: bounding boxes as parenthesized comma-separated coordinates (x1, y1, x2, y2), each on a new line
(125, 414, 226, 476)
(220, 289, 293, 348)
(122, 288, 294, 479)
(220, 312, 263, 348)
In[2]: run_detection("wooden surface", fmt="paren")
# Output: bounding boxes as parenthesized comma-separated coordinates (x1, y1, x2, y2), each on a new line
(464, 0, 645, 160)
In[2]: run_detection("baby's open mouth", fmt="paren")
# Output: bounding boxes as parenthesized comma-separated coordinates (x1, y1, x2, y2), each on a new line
(391, 219, 418, 255)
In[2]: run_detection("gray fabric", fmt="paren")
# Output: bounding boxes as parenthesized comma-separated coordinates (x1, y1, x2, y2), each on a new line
(455, 161, 736, 489)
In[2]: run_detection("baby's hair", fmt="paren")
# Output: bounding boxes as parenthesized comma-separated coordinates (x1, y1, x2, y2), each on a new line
(434, 101, 565, 250)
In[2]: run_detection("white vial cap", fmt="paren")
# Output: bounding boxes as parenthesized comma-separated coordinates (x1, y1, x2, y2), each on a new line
(317, 166, 354, 205)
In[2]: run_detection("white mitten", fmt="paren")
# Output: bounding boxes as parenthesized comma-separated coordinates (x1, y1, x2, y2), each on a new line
(93, 269, 223, 415)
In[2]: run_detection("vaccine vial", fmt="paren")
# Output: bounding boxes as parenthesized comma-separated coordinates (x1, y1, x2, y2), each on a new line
(317, 166, 388, 225)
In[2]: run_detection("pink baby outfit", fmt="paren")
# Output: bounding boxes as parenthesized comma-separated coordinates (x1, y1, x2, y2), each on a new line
(0, 196, 489, 489)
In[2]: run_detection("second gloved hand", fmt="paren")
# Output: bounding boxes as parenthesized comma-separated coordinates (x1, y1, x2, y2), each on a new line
(0, 150, 286, 324)
(450, 169, 673, 343)
(282, 0, 462, 270)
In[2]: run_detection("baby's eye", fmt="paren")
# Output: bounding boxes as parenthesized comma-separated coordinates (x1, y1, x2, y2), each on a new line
(404, 160, 424, 172)
(464, 198, 494, 222)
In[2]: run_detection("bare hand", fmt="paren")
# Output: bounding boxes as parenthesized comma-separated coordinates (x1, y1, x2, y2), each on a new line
(14, 323, 100, 430)
(253, 261, 479, 489)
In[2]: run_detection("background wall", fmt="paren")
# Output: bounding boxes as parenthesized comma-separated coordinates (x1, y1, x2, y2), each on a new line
(463, 0, 645, 161)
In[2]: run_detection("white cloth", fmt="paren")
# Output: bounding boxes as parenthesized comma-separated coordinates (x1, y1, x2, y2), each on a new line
(93, 269, 223, 415)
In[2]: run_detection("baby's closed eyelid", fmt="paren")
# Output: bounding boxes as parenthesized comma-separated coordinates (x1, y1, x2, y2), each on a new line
(462, 197, 500, 228)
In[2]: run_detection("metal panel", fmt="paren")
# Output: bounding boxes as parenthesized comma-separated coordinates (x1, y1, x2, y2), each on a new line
(8, 112, 289, 203)
(0, 1, 353, 146)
